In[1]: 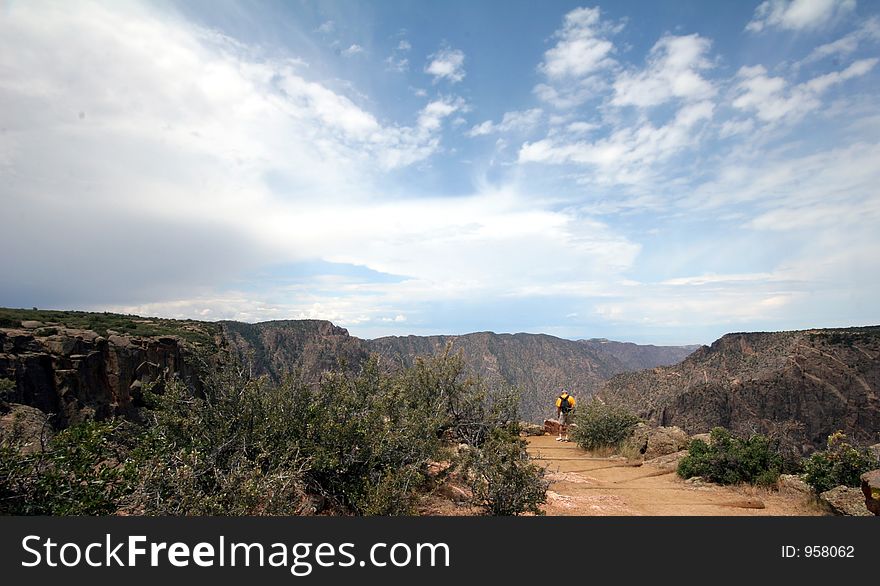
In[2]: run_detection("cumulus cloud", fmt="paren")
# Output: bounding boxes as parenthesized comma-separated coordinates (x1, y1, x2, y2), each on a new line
(518, 100, 714, 184)
(746, 0, 856, 33)
(534, 6, 622, 108)
(425, 47, 466, 83)
(612, 34, 716, 108)
(467, 109, 543, 137)
(732, 58, 877, 122)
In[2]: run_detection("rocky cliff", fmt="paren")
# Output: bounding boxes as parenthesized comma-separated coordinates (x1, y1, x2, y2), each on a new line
(0, 325, 201, 426)
(598, 327, 880, 450)
(0, 308, 696, 427)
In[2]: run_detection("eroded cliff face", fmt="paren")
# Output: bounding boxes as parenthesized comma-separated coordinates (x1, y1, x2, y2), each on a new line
(599, 328, 880, 449)
(0, 325, 198, 427)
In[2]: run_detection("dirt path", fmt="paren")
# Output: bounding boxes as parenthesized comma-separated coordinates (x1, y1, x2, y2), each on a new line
(527, 435, 825, 516)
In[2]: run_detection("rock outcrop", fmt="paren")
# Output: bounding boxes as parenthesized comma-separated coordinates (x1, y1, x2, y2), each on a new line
(0, 326, 198, 426)
(599, 327, 880, 450)
(819, 486, 872, 516)
(624, 424, 690, 459)
(862, 470, 880, 515)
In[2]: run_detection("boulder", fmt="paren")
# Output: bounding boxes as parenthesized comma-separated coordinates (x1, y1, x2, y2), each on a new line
(519, 422, 546, 436)
(624, 424, 690, 459)
(861, 470, 880, 516)
(438, 483, 472, 504)
(543, 419, 562, 435)
(690, 433, 712, 444)
(819, 486, 872, 516)
(647, 449, 688, 471)
(778, 474, 812, 495)
(20, 321, 44, 329)
(868, 443, 880, 462)
(0, 403, 53, 454)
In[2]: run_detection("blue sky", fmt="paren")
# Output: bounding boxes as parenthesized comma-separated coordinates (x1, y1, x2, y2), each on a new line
(1, 0, 879, 344)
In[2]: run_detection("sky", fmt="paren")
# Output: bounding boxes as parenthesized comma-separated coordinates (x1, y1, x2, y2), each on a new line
(1, 0, 879, 344)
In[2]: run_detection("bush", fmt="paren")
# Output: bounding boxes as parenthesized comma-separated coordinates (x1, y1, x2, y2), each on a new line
(0, 419, 135, 515)
(571, 401, 640, 450)
(802, 431, 879, 494)
(128, 368, 309, 515)
(2, 347, 547, 516)
(677, 427, 783, 486)
(458, 428, 548, 516)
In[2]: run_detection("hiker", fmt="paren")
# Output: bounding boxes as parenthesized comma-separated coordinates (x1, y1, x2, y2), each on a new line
(555, 390, 576, 441)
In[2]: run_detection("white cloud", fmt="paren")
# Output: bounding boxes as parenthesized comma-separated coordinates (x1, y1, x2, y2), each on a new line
(467, 109, 543, 137)
(518, 100, 714, 184)
(0, 1, 477, 308)
(746, 0, 856, 33)
(612, 34, 716, 108)
(732, 58, 877, 123)
(315, 20, 335, 34)
(801, 16, 880, 65)
(385, 56, 409, 72)
(385, 37, 411, 72)
(534, 7, 621, 108)
(566, 121, 599, 135)
(342, 43, 363, 57)
(539, 7, 617, 79)
(425, 47, 466, 83)
(718, 118, 755, 138)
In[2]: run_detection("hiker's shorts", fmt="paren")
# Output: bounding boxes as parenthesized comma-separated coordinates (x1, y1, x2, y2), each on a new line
(558, 412, 572, 425)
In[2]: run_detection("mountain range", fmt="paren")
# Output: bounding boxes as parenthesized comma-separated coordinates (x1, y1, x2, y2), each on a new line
(3, 307, 878, 449)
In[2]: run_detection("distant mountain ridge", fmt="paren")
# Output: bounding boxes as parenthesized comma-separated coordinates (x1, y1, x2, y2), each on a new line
(598, 326, 880, 450)
(220, 320, 699, 422)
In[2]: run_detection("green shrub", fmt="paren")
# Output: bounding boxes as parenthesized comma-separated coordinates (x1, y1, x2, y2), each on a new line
(677, 427, 783, 486)
(129, 368, 309, 515)
(802, 431, 879, 493)
(0, 419, 134, 515)
(571, 401, 640, 450)
(458, 428, 548, 516)
(2, 347, 546, 516)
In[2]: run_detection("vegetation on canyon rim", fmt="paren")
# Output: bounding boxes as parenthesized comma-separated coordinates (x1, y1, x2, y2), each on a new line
(0, 349, 547, 516)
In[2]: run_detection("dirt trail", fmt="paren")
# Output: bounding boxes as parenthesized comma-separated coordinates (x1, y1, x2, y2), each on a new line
(527, 435, 825, 516)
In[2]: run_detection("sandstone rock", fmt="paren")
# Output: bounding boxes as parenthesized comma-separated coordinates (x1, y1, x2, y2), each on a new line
(869, 443, 880, 462)
(544, 418, 563, 435)
(427, 460, 452, 477)
(647, 449, 688, 471)
(861, 470, 880, 516)
(519, 422, 545, 436)
(438, 483, 471, 503)
(819, 486, 872, 516)
(20, 321, 44, 329)
(624, 424, 690, 459)
(778, 474, 813, 495)
(690, 433, 712, 444)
